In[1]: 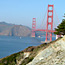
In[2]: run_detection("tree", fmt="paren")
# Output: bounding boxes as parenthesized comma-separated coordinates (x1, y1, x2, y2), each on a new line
(54, 19, 65, 35)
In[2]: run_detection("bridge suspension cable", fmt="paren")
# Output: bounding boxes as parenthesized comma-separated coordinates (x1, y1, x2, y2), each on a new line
(38, 9, 47, 29)
(53, 9, 60, 29)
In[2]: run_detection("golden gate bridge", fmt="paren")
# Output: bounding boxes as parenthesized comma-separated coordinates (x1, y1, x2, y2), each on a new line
(31, 4, 59, 42)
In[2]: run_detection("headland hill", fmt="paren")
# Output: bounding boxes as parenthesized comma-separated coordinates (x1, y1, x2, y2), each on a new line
(0, 22, 31, 37)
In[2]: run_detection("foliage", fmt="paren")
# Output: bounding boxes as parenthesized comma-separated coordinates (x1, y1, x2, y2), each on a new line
(0, 52, 23, 65)
(21, 57, 34, 65)
(54, 19, 65, 35)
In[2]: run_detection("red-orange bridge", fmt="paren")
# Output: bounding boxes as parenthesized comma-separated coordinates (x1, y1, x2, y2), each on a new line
(32, 4, 58, 42)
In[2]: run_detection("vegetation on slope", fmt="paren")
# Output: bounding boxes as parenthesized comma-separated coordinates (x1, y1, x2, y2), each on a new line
(0, 52, 24, 65)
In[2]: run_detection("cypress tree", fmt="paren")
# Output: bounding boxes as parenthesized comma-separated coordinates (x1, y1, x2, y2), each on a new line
(54, 19, 65, 35)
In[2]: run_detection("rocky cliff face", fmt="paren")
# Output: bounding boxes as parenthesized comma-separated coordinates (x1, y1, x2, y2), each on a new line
(27, 36, 65, 65)
(0, 22, 31, 36)
(0, 36, 65, 65)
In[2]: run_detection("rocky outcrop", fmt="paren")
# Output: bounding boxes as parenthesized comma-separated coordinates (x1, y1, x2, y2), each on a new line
(27, 36, 65, 65)
(1, 36, 65, 65)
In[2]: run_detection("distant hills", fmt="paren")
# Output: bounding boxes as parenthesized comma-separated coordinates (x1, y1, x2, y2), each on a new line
(0, 22, 31, 37)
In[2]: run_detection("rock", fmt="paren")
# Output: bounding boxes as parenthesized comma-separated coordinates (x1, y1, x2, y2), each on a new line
(27, 36, 65, 65)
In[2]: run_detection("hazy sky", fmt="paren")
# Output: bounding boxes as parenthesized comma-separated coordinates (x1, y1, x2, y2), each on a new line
(0, 0, 65, 28)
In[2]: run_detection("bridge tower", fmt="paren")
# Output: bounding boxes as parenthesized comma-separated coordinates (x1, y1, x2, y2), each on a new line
(45, 5, 54, 41)
(32, 18, 36, 37)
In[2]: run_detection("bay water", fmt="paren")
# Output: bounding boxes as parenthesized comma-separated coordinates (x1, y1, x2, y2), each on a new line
(0, 36, 56, 58)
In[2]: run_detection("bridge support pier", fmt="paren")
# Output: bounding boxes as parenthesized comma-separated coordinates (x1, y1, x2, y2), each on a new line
(50, 32, 52, 41)
(45, 32, 48, 42)
(32, 32, 35, 37)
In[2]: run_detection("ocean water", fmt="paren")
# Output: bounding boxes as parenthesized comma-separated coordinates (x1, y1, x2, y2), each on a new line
(0, 36, 56, 58)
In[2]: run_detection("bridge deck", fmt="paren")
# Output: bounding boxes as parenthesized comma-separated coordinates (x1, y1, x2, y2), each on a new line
(34, 29, 56, 33)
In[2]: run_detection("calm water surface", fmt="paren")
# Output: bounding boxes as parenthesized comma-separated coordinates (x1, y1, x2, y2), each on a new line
(0, 36, 56, 58)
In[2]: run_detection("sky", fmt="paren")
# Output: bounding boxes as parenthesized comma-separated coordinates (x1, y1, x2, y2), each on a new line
(0, 0, 65, 28)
